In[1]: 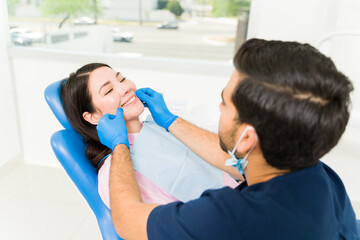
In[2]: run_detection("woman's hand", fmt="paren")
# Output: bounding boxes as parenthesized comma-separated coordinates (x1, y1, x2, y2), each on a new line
(96, 108, 129, 150)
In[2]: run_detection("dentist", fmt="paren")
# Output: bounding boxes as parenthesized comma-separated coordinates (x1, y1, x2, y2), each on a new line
(96, 39, 358, 240)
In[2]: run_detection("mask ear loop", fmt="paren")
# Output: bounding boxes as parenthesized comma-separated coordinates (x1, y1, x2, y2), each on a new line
(231, 126, 257, 157)
(225, 126, 258, 174)
(243, 130, 258, 160)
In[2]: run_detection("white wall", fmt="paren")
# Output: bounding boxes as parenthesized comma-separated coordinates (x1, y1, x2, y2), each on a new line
(248, 0, 341, 45)
(9, 47, 232, 168)
(0, 1, 22, 167)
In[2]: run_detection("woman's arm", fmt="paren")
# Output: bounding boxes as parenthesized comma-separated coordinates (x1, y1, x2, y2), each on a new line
(168, 117, 243, 180)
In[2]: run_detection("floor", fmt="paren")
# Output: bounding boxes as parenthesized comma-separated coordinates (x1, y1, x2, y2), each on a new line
(0, 161, 359, 240)
(0, 162, 101, 240)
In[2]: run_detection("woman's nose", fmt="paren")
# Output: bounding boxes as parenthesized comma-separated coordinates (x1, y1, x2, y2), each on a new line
(118, 84, 130, 96)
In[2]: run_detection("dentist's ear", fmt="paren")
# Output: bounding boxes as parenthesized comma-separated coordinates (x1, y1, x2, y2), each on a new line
(236, 126, 258, 155)
(83, 111, 101, 125)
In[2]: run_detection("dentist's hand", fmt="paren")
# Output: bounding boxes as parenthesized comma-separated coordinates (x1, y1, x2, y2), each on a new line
(136, 88, 178, 131)
(96, 108, 129, 150)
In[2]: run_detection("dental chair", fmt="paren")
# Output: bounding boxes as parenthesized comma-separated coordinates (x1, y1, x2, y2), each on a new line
(44, 80, 122, 240)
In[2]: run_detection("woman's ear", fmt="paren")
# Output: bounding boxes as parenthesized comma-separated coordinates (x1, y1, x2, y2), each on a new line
(83, 111, 101, 125)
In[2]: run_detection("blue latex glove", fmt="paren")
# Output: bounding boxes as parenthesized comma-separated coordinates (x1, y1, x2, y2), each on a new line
(96, 108, 129, 150)
(136, 88, 178, 131)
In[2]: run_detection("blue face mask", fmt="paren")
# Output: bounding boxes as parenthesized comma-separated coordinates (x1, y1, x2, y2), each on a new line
(225, 126, 258, 175)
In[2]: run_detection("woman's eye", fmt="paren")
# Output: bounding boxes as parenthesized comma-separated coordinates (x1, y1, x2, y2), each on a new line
(105, 89, 113, 95)
(120, 77, 126, 83)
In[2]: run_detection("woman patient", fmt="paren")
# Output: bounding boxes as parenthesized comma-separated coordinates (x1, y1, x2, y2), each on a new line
(60, 63, 238, 208)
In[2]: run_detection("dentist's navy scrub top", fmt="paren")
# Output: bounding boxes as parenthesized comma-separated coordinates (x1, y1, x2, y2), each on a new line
(147, 161, 358, 239)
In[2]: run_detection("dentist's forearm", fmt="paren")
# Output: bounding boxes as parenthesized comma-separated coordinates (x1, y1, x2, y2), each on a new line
(109, 144, 159, 240)
(110, 144, 142, 204)
(168, 118, 243, 180)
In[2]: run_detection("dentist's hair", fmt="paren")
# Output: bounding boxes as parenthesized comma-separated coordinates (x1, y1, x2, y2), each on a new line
(232, 39, 353, 171)
(60, 63, 112, 169)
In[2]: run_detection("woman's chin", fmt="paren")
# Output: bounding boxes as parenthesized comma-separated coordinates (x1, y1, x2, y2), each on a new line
(124, 105, 145, 121)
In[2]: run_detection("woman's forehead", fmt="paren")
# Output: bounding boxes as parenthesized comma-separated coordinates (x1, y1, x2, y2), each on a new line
(88, 67, 116, 87)
(91, 66, 115, 79)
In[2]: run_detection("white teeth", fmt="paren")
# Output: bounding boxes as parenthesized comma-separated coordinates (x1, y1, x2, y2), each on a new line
(123, 96, 135, 107)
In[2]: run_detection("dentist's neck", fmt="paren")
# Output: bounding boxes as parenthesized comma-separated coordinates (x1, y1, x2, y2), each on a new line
(244, 147, 289, 186)
(126, 118, 142, 133)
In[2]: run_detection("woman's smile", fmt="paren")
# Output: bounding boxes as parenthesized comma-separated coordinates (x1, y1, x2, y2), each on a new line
(121, 95, 138, 107)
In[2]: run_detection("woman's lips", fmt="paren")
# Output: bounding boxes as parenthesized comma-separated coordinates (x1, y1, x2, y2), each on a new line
(121, 96, 138, 107)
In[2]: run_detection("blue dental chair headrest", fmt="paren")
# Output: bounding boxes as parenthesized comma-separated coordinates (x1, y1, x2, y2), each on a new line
(44, 80, 74, 131)
(45, 80, 121, 240)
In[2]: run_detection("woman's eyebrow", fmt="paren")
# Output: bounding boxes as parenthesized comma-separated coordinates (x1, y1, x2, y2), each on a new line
(116, 72, 120, 77)
(99, 81, 111, 94)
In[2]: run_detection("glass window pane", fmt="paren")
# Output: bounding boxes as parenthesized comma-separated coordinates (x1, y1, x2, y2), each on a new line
(7, 0, 251, 62)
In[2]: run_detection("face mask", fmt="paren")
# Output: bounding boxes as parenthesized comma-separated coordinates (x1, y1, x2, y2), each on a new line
(225, 126, 258, 175)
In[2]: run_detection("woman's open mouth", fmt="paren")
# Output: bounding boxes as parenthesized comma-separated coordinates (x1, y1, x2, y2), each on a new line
(121, 96, 137, 107)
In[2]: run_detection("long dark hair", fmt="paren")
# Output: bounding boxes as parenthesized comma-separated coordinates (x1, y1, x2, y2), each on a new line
(60, 63, 112, 169)
(232, 39, 353, 171)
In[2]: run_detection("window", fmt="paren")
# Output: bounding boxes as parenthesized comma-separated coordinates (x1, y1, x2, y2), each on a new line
(7, 0, 251, 62)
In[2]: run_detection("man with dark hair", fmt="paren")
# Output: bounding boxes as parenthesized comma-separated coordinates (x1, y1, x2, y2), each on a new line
(96, 39, 358, 239)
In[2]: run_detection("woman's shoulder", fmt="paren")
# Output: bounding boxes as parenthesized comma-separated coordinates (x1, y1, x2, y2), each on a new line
(98, 154, 112, 178)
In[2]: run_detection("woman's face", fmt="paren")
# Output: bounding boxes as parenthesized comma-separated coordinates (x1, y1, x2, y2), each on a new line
(83, 66, 144, 125)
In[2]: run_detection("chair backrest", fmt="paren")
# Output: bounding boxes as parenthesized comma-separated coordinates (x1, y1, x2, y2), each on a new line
(45, 80, 121, 240)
